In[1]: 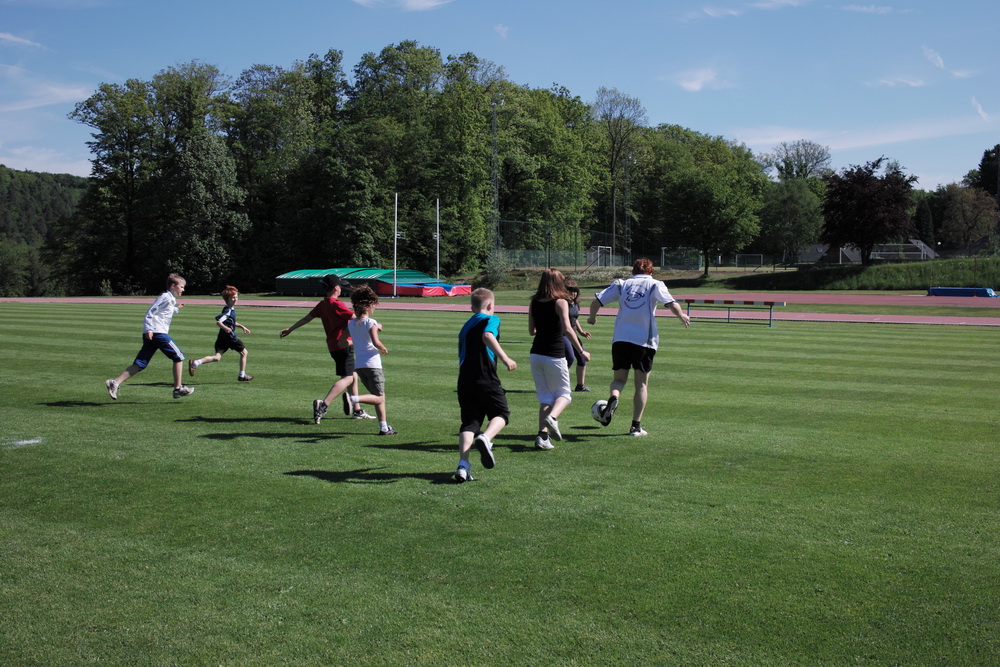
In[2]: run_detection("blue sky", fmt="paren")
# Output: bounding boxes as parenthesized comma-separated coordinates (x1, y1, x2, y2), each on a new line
(2, 0, 998, 190)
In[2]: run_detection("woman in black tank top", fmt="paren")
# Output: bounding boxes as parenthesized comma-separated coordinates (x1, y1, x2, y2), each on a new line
(528, 269, 590, 449)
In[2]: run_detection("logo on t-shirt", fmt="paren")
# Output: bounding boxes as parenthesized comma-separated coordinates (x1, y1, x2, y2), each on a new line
(622, 283, 648, 309)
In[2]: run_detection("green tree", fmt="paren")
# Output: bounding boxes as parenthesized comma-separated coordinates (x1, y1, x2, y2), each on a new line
(970, 144, 999, 198)
(592, 86, 646, 257)
(637, 125, 768, 276)
(758, 179, 823, 264)
(939, 184, 999, 249)
(821, 158, 917, 266)
(760, 139, 832, 181)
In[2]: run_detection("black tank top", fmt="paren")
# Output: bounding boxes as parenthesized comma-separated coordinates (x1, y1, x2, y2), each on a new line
(529, 299, 566, 358)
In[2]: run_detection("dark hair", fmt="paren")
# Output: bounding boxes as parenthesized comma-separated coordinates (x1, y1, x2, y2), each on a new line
(531, 268, 570, 302)
(564, 279, 580, 302)
(350, 284, 379, 316)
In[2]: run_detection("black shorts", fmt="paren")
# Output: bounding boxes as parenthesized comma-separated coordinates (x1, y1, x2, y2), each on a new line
(612, 341, 656, 373)
(458, 380, 510, 434)
(214, 331, 245, 354)
(329, 345, 356, 377)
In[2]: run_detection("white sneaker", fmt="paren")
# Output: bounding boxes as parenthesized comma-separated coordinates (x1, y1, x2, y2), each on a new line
(454, 467, 474, 483)
(475, 433, 496, 469)
(629, 425, 648, 437)
(352, 409, 374, 420)
(172, 385, 195, 399)
(544, 414, 562, 440)
(105, 379, 119, 400)
(534, 435, 554, 450)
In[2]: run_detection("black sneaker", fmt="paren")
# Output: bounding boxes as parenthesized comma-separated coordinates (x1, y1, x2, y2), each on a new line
(238, 375, 253, 382)
(342, 392, 351, 416)
(172, 386, 195, 399)
(574, 384, 591, 392)
(600, 396, 618, 426)
(313, 399, 328, 424)
(378, 426, 398, 435)
(629, 424, 648, 437)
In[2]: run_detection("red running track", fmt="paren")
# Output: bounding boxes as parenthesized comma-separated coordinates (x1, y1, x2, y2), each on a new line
(4, 293, 1000, 326)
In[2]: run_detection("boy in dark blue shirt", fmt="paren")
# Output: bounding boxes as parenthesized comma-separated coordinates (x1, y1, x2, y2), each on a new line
(189, 285, 253, 381)
(454, 288, 517, 483)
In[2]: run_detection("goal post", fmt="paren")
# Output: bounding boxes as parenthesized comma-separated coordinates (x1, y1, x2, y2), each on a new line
(735, 254, 764, 270)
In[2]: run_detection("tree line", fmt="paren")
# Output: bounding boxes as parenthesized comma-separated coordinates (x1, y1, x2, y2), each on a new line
(2, 40, 998, 296)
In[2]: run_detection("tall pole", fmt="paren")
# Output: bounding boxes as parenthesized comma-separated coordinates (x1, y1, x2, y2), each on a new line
(436, 198, 440, 280)
(393, 192, 398, 298)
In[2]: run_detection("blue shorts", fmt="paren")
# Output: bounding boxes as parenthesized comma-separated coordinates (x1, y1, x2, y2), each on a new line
(133, 333, 185, 369)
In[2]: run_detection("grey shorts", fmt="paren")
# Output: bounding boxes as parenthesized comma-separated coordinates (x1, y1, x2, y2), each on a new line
(356, 367, 385, 396)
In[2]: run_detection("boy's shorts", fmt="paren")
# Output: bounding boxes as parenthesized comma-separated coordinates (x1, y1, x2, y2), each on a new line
(134, 333, 185, 369)
(458, 380, 510, 434)
(329, 345, 356, 377)
(356, 367, 385, 396)
(612, 341, 656, 373)
(214, 331, 245, 354)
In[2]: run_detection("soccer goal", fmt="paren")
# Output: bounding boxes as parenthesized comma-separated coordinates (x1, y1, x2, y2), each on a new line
(590, 245, 612, 267)
(736, 254, 764, 270)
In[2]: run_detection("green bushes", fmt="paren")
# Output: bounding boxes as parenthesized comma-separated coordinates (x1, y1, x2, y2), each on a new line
(726, 258, 1000, 291)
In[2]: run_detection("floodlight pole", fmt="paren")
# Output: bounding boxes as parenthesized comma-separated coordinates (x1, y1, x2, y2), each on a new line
(436, 198, 441, 280)
(393, 192, 398, 298)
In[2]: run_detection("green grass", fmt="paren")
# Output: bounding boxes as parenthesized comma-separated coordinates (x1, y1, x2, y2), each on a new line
(2, 301, 999, 664)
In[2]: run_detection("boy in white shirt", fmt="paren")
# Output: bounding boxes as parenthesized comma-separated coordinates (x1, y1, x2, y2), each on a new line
(105, 273, 195, 400)
(587, 258, 689, 436)
(347, 285, 396, 435)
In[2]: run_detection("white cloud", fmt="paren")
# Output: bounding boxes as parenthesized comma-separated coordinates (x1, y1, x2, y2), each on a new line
(703, 7, 742, 18)
(0, 65, 90, 112)
(494, 24, 509, 39)
(737, 115, 997, 155)
(351, 0, 454, 9)
(0, 32, 42, 48)
(842, 4, 892, 14)
(752, 0, 810, 9)
(675, 68, 733, 92)
(875, 77, 924, 87)
(0, 145, 91, 176)
(923, 46, 945, 70)
(972, 97, 990, 122)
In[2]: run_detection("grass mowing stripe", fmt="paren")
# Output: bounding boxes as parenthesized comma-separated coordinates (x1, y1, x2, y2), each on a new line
(2, 301, 999, 663)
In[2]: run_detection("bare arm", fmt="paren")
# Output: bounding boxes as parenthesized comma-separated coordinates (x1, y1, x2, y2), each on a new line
(666, 301, 691, 328)
(280, 313, 315, 338)
(527, 309, 536, 336)
(369, 322, 388, 355)
(586, 298, 603, 326)
(557, 300, 590, 362)
(483, 332, 516, 371)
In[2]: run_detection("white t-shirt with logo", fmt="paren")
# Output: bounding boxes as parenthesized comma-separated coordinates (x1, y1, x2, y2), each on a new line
(594, 274, 675, 350)
(348, 316, 383, 369)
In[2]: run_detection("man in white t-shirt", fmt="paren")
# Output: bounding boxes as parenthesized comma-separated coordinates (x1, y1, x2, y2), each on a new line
(587, 258, 690, 436)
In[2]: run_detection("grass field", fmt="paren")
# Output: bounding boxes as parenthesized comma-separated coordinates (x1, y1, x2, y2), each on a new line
(2, 300, 999, 664)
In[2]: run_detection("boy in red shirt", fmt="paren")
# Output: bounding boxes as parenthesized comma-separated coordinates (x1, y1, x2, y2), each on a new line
(279, 274, 371, 423)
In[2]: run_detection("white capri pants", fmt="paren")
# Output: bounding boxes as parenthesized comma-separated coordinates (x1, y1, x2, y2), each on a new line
(530, 353, 572, 406)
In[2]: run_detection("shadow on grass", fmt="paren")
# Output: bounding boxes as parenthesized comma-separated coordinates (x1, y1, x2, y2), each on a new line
(46, 400, 108, 408)
(285, 468, 452, 485)
(201, 432, 345, 443)
(179, 415, 305, 424)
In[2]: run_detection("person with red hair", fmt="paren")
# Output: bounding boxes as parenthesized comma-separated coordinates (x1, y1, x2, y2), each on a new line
(587, 259, 689, 436)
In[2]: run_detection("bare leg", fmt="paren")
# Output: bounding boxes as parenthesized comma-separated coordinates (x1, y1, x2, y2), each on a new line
(322, 374, 356, 407)
(114, 363, 142, 386)
(538, 396, 571, 435)
(239, 349, 248, 374)
(632, 370, 651, 422)
(172, 360, 183, 388)
(354, 394, 387, 421)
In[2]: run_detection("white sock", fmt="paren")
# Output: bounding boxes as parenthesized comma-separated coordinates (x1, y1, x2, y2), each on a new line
(379, 421, 388, 430)
(193, 360, 202, 368)
(350, 395, 360, 404)
(238, 371, 246, 377)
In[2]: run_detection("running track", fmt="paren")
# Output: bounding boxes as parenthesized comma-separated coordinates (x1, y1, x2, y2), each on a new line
(4, 292, 1000, 326)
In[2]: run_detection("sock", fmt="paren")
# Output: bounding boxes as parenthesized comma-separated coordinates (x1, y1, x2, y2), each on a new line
(632, 421, 641, 429)
(239, 371, 246, 378)
(458, 459, 471, 472)
(379, 421, 388, 430)
(538, 431, 548, 439)
(350, 395, 360, 404)
(193, 360, 202, 368)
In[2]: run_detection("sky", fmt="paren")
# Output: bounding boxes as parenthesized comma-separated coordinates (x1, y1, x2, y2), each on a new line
(2, 0, 998, 190)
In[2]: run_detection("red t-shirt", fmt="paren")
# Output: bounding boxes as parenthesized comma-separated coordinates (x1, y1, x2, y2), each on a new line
(309, 297, 353, 352)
